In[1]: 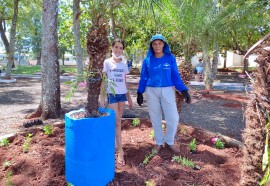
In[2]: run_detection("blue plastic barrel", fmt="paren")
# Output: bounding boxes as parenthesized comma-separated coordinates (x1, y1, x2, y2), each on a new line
(65, 108, 116, 186)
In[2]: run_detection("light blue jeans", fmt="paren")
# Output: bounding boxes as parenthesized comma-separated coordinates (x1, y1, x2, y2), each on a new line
(146, 87, 179, 145)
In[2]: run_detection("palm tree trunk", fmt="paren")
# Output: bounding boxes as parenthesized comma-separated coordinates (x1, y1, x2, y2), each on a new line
(240, 37, 270, 185)
(176, 39, 197, 112)
(86, 18, 109, 117)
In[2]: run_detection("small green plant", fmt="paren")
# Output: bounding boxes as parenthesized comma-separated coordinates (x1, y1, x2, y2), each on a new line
(172, 155, 195, 168)
(132, 118, 140, 127)
(5, 170, 13, 186)
(189, 138, 197, 152)
(2, 157, 13, 168)
(22, 133, 33, 153)
(43, 124, 54, 135)
(215, 139, 225, 149)
(145, 180, 155, 186)
(67, 183, 74, 186)
(149, 130, 154, 140)
(143, 150, 158, 165)
(0, 138, 10, 147)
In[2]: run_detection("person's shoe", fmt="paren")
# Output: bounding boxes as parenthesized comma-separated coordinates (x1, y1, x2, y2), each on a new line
(165, 143, 180, 154)
(152, 145, 162, 153)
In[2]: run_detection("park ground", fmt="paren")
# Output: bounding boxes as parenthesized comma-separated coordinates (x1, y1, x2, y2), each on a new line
(0, 71, 249, 185)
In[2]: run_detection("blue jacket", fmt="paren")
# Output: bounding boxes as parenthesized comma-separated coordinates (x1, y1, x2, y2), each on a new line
(138, 34, 188, 93)
(137, 54, 188, 93)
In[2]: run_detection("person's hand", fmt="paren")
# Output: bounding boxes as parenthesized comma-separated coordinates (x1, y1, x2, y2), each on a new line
(181, 90, 191, 104)
(137, 92, 143, 106)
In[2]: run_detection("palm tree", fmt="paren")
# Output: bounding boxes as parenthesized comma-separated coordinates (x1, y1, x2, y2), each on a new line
(240, 33, 270, 185)
(83, 0, 167, 117)
(85, 3, 109, 117)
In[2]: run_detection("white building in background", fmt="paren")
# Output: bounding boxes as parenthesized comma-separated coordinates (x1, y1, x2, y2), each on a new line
(58, 54, 76, 65)
(29, 53, 88, 66)
(191, 51, 258, 68)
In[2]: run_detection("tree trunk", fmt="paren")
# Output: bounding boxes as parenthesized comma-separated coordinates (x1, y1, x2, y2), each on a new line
(243, 58, 249, 74)
(0, 20, 10, 57)
(4, 0, 19, 79)
(86, 17, 109, 117)
(212, 42, 219, 80)
(240, 37, 270, 185)
(27, 0, 61, 120)
(202, 44, 213, 91)
(62, 53, 65, 66)
(36, 51, 41, 65)
(242, 33, 252, 74)
(176, 39, 197, 112)
(73, 0, 83, 78)
(109, 2, 118, 39)
(0, 20, 10, 71)
(223, 51, 227, 69)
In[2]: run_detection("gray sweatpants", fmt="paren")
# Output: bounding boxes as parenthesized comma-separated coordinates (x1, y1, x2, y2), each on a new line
(146, 87, 179, 145)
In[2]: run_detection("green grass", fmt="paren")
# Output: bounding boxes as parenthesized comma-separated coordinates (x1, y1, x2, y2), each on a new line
(12, 66, 41, 74)
(11, 65, 77, 75)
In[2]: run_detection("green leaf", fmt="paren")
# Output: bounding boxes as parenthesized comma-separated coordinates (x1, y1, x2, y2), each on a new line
(260, 168, 270, 185)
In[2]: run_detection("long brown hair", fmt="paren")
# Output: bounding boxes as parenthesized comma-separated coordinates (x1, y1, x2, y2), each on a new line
(112, 38, 125, 49)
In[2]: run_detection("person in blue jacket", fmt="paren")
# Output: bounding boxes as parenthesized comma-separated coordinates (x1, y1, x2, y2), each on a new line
(137, 34, 191, 153)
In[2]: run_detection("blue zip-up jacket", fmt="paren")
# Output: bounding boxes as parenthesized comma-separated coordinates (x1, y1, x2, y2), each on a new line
(137, 54, 188, 93)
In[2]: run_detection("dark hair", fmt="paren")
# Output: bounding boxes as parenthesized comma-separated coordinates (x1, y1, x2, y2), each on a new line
(112, 38, 125, 49)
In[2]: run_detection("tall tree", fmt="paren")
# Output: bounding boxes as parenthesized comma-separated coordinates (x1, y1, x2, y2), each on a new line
(0, 0, 19, 79)
(27, 0, 61, 119)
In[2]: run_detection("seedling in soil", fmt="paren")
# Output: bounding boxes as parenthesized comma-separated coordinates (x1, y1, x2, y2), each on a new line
(143, 150, 157, 165)
(145, 180, 155, 186)
(172, 155, 195, 169)
(22, 133, 33, 153)
(2, 159, 11, 168)
(43, 124, 54, 135)
(215, 139, 225, 149)
(189, 138, 197, 153)
(132, 118, 140, 127)
(2, 157, 14, 171)
(5, 170, 13, 186)
(149, 130, 154, 140)
(0, 138, 9, 147)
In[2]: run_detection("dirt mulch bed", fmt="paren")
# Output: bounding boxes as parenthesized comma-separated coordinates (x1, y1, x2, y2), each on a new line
(0, 119, 242, 186)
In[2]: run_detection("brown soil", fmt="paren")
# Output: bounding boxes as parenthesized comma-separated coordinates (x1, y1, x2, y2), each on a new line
(0, 72, 246, 185)
(0, 119, 242, 186)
